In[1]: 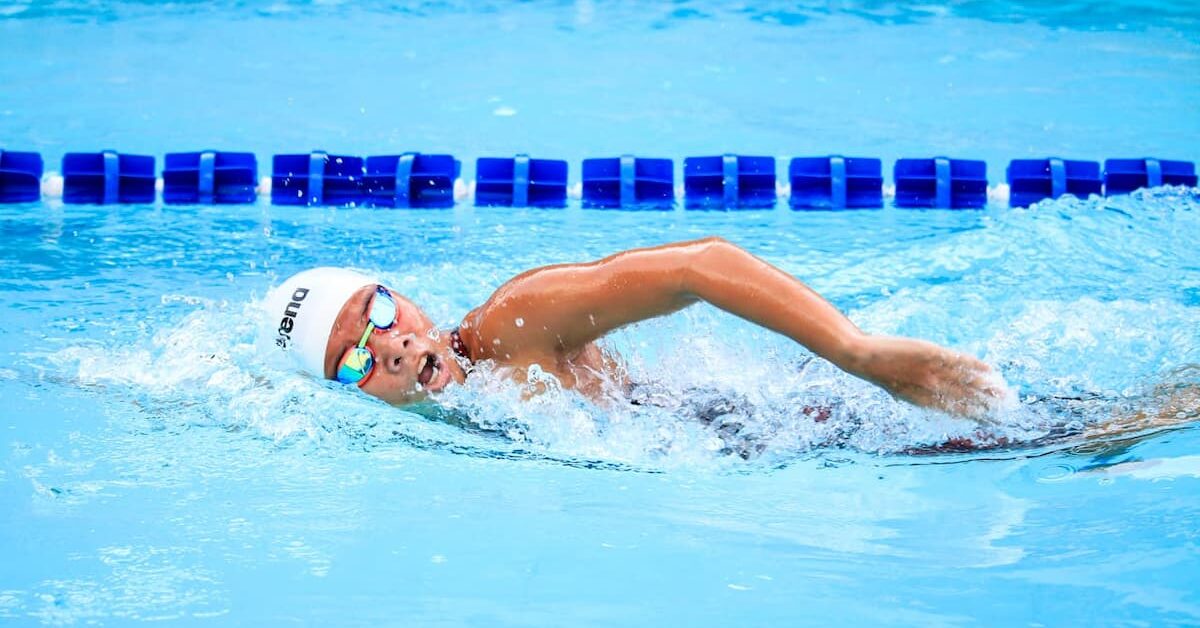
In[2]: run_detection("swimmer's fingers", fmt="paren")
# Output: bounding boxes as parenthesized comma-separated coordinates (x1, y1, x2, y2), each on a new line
(958, 364, 1008, 400)
(911, 354, 1007, 422)
(945, 366, 1013, 425)
(930, 392, 994, 425)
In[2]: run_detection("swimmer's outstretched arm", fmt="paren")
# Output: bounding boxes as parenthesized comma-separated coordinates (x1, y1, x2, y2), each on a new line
(462, 237, 1004, 418)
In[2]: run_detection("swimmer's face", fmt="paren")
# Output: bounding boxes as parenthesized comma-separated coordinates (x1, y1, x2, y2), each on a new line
(323, 284, 465, 405)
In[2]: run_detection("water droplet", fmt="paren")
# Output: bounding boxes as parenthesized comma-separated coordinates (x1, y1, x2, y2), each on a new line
(515, 317, 525, 328)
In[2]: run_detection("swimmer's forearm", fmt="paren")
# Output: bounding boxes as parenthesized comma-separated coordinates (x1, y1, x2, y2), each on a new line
(681, 237, 867, 369)
(682, 239, 1005, 418)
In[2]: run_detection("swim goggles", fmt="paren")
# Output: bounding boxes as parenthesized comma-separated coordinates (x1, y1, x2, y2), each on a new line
(335, 285, 398, 386)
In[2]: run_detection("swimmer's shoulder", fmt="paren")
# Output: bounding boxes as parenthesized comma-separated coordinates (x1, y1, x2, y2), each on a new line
(456, 279, 560, 362)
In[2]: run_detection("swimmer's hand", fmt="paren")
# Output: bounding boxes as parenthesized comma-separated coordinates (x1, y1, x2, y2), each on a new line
(847, 335, 1008, 422)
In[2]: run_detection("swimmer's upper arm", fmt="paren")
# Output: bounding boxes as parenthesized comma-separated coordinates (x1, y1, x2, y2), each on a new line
(462, 239, 716, 358)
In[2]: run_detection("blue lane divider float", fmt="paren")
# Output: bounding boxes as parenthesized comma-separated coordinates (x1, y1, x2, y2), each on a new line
(363, 153, 459, 208)
(1006, 158, 1102, 207)
(162, 151, 258, 204)
(789, 156, 884, 210)
(272, 151, 363, 206)
(1103, 158, 1197, 196)
(582, 155, 674, 210)
(894, 157, 987, 209)
(62, 150, 156, 204)
(475, 155, 569, 208)
(0, 150, 43, 203)
(683, 154, 775, 210)
(7, 150, 1198, 209)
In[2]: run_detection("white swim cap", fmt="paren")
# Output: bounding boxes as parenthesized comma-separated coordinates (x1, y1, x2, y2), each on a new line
(264, 267, 378, 378)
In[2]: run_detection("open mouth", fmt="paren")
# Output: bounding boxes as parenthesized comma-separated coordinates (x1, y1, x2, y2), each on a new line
(417, 352, 439, 388)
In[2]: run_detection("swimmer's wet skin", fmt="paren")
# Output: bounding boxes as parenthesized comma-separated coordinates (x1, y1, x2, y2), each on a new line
(265, 237, 1008, 420)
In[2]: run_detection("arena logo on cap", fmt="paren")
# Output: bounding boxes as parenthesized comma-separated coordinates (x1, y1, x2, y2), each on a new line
(275, 287, 310, 348)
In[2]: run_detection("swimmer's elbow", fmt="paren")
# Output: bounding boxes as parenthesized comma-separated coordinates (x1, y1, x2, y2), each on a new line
(692, 235, 733, 251)
(692, 237, 741, 264)
(679, 236, 739, 294)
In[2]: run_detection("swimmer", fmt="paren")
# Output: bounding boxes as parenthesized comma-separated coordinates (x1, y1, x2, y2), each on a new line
(265, 237, 1007, 421)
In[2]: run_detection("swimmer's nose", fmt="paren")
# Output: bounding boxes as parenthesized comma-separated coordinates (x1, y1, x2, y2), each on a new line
(375, 332, 423, 375)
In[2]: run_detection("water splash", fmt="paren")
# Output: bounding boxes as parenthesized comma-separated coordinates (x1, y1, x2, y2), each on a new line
(36, 188, 1200, 467)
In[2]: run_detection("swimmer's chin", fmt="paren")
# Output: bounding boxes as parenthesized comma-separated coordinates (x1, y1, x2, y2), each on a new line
(377, 387, 442, 407)
(380, 365, 460, 405)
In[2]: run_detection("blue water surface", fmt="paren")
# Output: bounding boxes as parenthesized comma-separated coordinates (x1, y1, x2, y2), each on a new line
(1, 1, 1199, 625)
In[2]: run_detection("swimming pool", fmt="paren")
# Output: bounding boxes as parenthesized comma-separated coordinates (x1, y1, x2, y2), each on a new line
(2, 1, 1199, 625)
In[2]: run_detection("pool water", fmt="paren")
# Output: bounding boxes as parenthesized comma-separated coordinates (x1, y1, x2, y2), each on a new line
(2, 1, 1200, 625)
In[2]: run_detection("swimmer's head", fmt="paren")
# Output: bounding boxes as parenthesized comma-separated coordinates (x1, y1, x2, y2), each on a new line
(265, 268, 465, 404)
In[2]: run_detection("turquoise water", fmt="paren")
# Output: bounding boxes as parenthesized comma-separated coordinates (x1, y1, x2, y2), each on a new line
(2, 1, 1200, 625)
